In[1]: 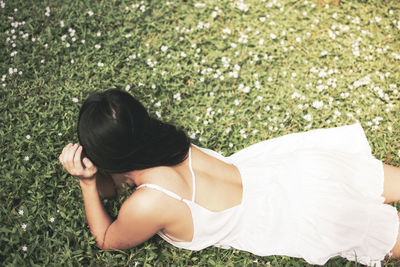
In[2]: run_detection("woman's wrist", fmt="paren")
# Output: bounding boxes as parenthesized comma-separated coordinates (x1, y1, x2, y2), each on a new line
(79, 178, 97, 189)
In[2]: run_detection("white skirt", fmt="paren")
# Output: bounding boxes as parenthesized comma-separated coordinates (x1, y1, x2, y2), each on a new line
(226, 124, 399, 266)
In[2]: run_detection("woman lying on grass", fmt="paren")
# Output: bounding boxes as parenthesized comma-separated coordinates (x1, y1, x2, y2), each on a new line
(59, 89, 400, 266)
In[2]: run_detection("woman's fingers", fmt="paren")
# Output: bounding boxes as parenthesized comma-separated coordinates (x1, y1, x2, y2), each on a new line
(59, 143, 72, 163)
(83, 157, 97, 177)
(59, 143, 97, 179)
(73, 145, 83, 169)
(65, 144, 78, 169)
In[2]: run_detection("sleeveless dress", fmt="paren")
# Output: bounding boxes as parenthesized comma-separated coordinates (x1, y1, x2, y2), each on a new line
(137, 124, 399, 266)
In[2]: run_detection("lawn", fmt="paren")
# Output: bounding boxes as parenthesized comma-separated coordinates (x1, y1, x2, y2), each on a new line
(1, 0, 400, 266)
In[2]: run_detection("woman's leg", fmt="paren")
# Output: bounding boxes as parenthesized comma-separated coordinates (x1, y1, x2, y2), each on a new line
(382, 164, 400, 204)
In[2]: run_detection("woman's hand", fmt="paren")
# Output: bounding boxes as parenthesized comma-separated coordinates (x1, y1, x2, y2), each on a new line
(59, 143, 98, 186)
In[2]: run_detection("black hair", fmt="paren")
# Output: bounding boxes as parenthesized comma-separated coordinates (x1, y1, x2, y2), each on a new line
(77, 89, 190, 173)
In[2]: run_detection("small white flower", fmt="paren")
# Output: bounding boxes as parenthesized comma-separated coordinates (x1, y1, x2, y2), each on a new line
(97, 62, 104, 67)
(18, 210, 24, 215)
(72, 97, 79, 103)
(312, 100, 324, 109)
(60, 20, 64, 27)
(22, 245, 27, 252)
(161, 45, 168, 52)
(95, 44, 101, 49)
(21, 223, 27, 229)
(270, 33, 277, 39)
(49, 217, 55, 223)
(125, 33, 131, 38)
(151, 84, 156, 89)
(125, 85, 131, 91)
(222, 28, 231, 34)
(303, 114, 312, 121)
(26, 135, 31, 139)
(88, 10, 94, 16)
(96, 32, 101, 37)
(24, 156, 29, 161)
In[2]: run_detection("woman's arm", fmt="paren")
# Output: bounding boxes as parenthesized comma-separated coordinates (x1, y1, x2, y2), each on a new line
(80, 181, 113, 248)
(60, 143, 164, 250)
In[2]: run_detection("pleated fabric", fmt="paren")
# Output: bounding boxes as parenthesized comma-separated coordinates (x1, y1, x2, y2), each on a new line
(156, 124, 399, 266)
(226, 124, 399, 266)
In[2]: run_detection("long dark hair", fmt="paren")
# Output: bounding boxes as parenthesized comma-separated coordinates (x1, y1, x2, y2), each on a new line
(77, 89, 190, 173)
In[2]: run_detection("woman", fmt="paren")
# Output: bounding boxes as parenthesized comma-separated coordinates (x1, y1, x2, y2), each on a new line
(59, 89, 400, 266)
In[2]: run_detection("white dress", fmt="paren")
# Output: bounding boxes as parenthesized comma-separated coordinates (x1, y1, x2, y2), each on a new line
(137, 124, 399, 266)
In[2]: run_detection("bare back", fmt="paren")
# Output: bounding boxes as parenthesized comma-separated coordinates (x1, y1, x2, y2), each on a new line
(116, 145, 243, 242)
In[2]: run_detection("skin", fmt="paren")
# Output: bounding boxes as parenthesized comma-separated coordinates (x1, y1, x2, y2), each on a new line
(59, 143, 400, 258)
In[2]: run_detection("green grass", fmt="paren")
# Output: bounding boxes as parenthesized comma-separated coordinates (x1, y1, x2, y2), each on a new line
(1, 0, 400, 266)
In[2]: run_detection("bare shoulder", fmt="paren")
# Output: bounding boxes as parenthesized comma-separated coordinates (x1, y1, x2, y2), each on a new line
(118, 184, 179, 228)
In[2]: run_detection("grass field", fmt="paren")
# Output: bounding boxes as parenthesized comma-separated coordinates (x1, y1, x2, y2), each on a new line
(1, 0, 400, 266)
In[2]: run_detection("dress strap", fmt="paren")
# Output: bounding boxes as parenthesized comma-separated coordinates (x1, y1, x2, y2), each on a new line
(136, 184, 184, 202)
(188, 146, 196, 202)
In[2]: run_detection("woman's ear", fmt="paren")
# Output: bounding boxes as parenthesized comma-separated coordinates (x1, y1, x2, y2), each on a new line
(96, 171, 117, 198)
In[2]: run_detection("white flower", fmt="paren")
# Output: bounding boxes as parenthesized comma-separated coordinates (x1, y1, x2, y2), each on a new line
(97, 62, 104, 67)
(24, 156, 29, 161)
(21, 223, 27, 229)
(72, 97, 79, 103)
(222, 28, 231, 34)
(125, 85, 131, 91)
(88, 10, 94, 16)
(303, 114, 312, 121)
(26, 135, 31, 139)
(95, 44, 101, 49)
(45, 6, 50, 17)
(60, 20, 64, 27)
(125, 33, 131, 38)
(22, 245, 27, 252)
(161, 45, 168, 52)
(270, 33, 277, 39)
(312, 100, 324, 109)
(49, 217, 55, 223)
(18, 210, 24, 215)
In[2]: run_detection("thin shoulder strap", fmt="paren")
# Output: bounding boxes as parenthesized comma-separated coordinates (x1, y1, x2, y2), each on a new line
(136, 184, 184, 202)
(188, 146, 196, 202)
